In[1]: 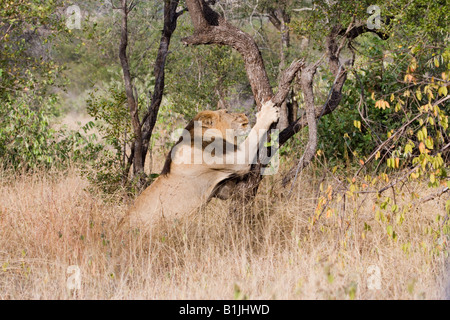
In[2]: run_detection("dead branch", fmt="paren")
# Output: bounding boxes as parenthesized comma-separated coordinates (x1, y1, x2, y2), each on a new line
(419, 186, 449, 204)
(282, 64, 318, 188)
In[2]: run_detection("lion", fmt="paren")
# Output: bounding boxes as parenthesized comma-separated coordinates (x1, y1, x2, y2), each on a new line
(124, 100, 279, 229)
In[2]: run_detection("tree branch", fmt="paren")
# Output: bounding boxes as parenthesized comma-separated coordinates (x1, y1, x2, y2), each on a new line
(183, 0, 272, 109)
(282, 64, 319, 187)
(339, 22, 389, 40)
(278, 26, 356, 147)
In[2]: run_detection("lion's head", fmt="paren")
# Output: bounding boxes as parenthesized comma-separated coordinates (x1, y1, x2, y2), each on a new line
(194, 109, 249, 137)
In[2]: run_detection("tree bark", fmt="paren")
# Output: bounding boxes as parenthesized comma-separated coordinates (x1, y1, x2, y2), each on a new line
(119, 0, 144, 179)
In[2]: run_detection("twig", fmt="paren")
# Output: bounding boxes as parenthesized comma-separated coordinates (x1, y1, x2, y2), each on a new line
(354, 113, 421, 178)
(419, 186, 449, 204)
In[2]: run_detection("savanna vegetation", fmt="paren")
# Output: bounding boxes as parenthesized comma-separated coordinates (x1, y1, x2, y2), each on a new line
(0, 0, 449, 299)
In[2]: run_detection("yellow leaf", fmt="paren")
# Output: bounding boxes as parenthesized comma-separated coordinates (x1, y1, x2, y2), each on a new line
(405, 74, 414, 83)
(409, 57, 417, 72)
(375, 100, 390, 110)
(416, 90, 422, 101)
(438, 86, 448, 97)
(434, 57, 440, 67)
(430, 174, 436, 183)
(422, 126, 427, 138)
(419, 142, 425, 153)
(387, 158, 392, 168)
(425, 136, 433, 149)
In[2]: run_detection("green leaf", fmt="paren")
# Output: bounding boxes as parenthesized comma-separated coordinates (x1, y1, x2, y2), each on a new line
(387, 225, 393, 237)
(444, 199, 450, 214)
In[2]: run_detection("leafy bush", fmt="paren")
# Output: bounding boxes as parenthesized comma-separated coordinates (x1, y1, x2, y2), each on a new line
(0, 95, 101, 171)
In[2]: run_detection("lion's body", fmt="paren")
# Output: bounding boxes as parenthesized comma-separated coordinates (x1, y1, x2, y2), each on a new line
(129, 165, 229, 225)
(126, 101, 278, 228)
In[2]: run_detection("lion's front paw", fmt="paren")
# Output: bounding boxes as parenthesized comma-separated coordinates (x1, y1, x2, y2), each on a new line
(257, 100, 279, 126)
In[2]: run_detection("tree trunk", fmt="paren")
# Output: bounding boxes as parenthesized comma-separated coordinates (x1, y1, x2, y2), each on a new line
(119, 0, 144, 180)
(119, 0, 182, 187)
(141, 0, 181, 167)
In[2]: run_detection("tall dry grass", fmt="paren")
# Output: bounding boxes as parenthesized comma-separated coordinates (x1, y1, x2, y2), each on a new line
(0, 167, 448, 299)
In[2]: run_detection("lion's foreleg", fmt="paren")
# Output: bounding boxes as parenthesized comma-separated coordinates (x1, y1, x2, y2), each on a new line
(236, 100, 279, 166)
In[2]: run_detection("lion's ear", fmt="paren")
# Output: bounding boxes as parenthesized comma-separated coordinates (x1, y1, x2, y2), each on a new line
(195, 112, 216, 128)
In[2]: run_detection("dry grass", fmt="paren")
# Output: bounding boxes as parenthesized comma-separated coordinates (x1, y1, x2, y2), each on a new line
(0, 167, 448, 300)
